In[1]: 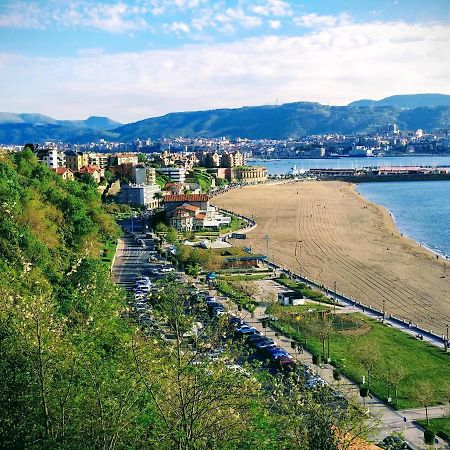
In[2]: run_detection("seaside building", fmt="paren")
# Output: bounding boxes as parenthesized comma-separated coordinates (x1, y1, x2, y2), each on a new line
(88, 153, 109, 169)
(120, 183, 161, 209)
(230, 166, 267, 183)
(108, 153, 139, 166)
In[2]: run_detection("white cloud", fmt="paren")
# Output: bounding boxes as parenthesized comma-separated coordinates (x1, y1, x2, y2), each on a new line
(0, 21, 449, 122)
(293, 12, 350, 28)
(0, 1, 147, 33)
(163, 21, 190, 34)
(215, 8, 263, 28)
(250, 0, 292, 17)
(269, 19, 281, 30)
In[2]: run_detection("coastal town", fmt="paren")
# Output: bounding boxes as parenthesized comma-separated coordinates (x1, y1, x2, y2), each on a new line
(1, 0, 450, 447)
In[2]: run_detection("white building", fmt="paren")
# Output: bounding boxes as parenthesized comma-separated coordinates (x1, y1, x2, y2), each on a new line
(38, 148, 66, 169)
(120, 183, 161, 209)
(157, 166, 186, 183)
(88, 153, 109, 169)
(132, 166, 156, 185)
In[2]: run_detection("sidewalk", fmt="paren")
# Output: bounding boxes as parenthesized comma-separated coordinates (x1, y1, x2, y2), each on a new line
(399, 406, 449, 422)
(213, 293, 449, 450)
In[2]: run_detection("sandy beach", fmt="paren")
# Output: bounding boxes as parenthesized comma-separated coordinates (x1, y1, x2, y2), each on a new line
(213, 181, 450, 335)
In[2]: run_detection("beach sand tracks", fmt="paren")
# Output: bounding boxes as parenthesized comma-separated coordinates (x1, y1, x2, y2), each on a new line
(214, 181, 450, 334)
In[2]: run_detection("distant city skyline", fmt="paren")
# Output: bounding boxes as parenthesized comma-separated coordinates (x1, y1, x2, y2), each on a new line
(1, 0, 449, 122)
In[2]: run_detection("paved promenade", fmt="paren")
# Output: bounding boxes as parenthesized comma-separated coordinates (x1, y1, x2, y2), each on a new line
(213, 292, 449, 450)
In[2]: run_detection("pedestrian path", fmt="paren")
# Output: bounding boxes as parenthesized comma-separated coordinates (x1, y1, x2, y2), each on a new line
(213, 293, 449, 450)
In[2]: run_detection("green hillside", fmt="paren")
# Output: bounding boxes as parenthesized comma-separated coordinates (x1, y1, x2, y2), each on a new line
(113, 102, 450, 141)
(2, 96, 450, 143)
(0, 150, 371, 449)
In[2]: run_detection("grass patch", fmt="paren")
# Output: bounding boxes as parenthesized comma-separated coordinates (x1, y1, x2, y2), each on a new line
(417, 417, 450, 443)
(219, 216, 247, 234)
(269, 312, 450, 409)
(216, 280, 256, 313)
(101, 240, 118, 266)
(275, 276, 335, 305)
(267, 303, 331, 316)
(221, 274, 268, 281)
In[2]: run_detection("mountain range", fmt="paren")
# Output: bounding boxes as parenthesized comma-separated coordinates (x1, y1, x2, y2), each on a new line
(1, 94, 449, 145)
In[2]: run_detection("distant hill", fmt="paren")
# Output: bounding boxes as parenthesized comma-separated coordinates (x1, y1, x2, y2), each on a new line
(0, 113, 122, 144)
(1, 97, 450, 144)
(348, 94, 450, 108)
(112, 102, 450, 141)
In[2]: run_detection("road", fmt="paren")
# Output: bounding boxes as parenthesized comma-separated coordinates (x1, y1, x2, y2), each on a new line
(111, 234, 449, 450)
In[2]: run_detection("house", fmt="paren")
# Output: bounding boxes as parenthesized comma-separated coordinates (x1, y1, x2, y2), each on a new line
(157, 166, 186, 183)
(164, 182, 185, 195)
(169, 208, 194, 232)
(132, 165, 156, 185)
(66, 151, 89, 171)
(108, 153, 139, 166)
(52, 167, 75, 181)
(78, 165, 103, 183)
(278, 291, 305, 306)
(164, 194, 210, 213)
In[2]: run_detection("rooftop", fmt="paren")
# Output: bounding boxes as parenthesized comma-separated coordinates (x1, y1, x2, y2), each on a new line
(164, 194, 209, 203)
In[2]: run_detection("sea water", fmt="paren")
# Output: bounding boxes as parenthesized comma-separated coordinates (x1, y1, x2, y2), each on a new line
(248, 155, 450, 175)
(356, 180, 450, 258)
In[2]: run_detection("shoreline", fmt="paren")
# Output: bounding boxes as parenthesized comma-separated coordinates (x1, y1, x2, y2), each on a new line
(213, 180, 450, 335)
(354, 185, 450, 260)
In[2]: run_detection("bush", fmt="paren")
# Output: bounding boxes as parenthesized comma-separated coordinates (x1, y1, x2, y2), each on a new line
(333, 369, 341, 381)
(424, 430, 435, 445)
(360, 386, 369, 398)
(312, 354, 321, 366)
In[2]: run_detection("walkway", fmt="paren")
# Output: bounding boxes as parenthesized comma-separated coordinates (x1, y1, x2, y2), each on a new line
(213, 293, 449, 450)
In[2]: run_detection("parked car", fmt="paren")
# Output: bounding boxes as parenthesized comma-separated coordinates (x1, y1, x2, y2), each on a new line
(235, 326, 259, 336)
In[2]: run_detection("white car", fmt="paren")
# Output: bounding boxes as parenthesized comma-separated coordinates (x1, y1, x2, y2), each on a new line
(160, 267, 176, 273)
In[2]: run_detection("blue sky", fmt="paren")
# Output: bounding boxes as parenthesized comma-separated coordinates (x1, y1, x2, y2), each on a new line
(0, 0, 449, 122)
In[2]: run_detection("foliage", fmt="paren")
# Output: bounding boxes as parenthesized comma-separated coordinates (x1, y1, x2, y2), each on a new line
(187, 168, 213, 193)
(0, 151, 374, 449)
(417, 417, 450, 443)
(174, 244, 223, 272)
(269, 312, 450, 409)
(155, 171, 171, 188)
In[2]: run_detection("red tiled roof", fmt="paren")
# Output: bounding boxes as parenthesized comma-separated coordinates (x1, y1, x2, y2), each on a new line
(164, 194, 209, 203)
(52, 168, 73, 175)
(79, 165, 101, 174)
(176, 203, 199, 212)
(195, 213, 207, 220)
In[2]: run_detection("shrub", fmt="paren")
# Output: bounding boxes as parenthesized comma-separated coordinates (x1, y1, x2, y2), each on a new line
(333, 369, 341, 381)
(424, 430, 435, 445)
(360, 386, 369, 398)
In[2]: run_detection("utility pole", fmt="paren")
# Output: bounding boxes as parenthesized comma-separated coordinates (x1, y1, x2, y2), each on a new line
(382, 299, 386, 322)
